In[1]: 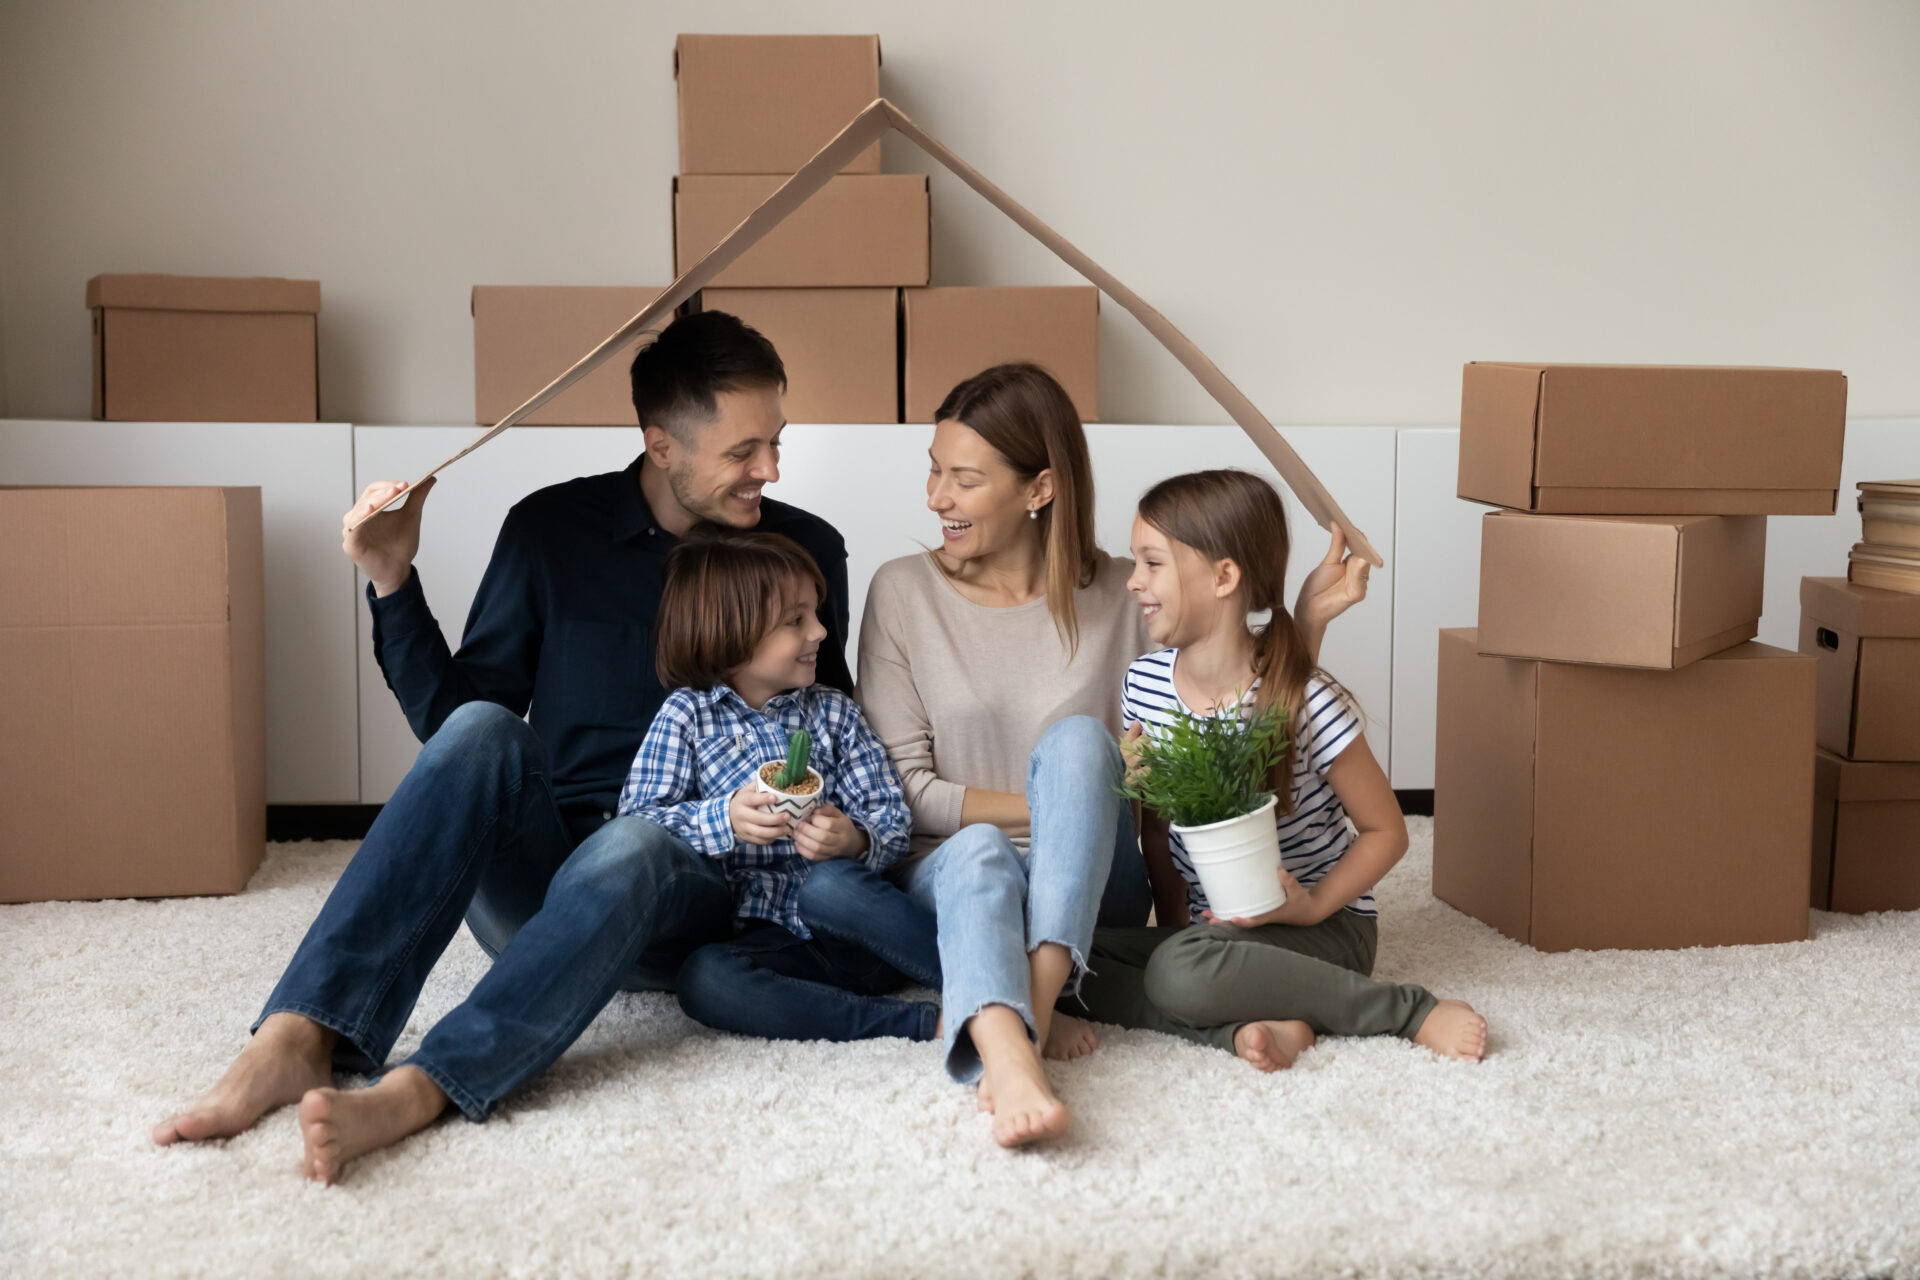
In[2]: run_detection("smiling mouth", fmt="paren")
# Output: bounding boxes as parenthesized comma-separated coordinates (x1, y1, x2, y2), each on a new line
(1141, 603, 1162, 620)
(733, 488, 763, 505)
(941, 519, 971, 535)
(798, 651, 818, 665)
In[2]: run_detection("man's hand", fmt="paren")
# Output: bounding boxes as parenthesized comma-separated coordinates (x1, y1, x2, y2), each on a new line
(343, 476, 436, 597)
(1294, 524, 1371, 636)
(792, 803, 869, 862)
(730, 786, 791, 846)
(1202, 867, 1320, 928)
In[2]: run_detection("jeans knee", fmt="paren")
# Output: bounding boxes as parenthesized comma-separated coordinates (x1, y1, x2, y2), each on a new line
(1143, 932, 1224, 1024)
(674, 943, 745, 1024)
(935, 824, 1023, 898)
(557, 817, 684, 900)
(794, 857, 866, 930)
(423, 700, 537, 773)
(1037, 715, 1122, 768)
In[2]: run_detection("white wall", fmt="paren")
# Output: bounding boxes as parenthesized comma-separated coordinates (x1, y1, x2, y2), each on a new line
(3, 1, 1917, 428)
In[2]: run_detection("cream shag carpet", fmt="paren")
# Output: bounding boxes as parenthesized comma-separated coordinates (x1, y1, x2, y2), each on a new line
(3, 818, 1917, 1279)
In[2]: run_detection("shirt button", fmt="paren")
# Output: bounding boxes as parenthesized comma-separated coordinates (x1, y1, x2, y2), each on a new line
(603, 811, 613, 821)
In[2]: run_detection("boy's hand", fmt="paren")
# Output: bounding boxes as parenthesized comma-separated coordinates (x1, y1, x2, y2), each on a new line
(792, 804, 869, 862)
(1202, 867, 1320, 928)
(730, 786, 791, 846)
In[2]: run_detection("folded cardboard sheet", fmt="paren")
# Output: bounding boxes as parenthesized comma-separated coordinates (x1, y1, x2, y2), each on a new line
(1433, 629, 1815, 951)
(675, 34, 882, 175)
(1477, 513, 1765, 669)
(1811, 749, 1920, 913)
(674, 174, 929, 288)
(472, 286, 665, 426)
(0, 487, 266, 903)
(697, 288, 898, 423)
(903, 286, 1099, 424)
(1800, 577, 1920, 762)
(1457, 363, 1847, 515)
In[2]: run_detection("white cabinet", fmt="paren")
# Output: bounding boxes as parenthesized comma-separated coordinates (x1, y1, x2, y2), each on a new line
(0, 420, 361, 802)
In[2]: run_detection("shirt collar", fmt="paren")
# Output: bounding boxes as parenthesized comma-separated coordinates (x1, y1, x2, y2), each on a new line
(613, 454, 660, 543)
(700, 683, 812, 717)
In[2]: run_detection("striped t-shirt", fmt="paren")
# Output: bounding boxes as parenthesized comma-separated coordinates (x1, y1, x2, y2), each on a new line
(1120, 648, 1373, 919)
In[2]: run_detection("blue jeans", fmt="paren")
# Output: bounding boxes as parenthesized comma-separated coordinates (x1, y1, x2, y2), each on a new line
(255, 701, 733, 1120)
(675, 916, 940, 1043)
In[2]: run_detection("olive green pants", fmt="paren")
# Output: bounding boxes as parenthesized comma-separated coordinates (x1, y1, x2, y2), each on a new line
(1069, 912, 1438, 1054)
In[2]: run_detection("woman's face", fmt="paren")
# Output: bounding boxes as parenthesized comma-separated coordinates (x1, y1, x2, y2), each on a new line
(925, 418, 1050, 565)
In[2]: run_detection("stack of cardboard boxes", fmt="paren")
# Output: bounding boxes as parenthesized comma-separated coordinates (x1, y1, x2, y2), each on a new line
(1433, 363, 1848, 952)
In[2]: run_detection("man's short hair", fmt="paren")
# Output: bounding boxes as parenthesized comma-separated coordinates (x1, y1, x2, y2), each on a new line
(655, 526, 827, 692)
(629, 310, 786, 443)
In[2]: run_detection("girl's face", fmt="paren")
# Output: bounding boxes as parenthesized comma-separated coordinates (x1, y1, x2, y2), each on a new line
(730, 578, 828, 707)
(1126, 515, 1234, 648)
(925, 418, 1051, 565)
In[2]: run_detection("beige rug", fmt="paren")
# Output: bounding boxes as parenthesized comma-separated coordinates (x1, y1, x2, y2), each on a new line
(3, 818, 1916, 1279)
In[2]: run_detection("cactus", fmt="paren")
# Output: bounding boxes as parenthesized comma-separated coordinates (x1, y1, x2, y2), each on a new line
(776, 729, 813, 790)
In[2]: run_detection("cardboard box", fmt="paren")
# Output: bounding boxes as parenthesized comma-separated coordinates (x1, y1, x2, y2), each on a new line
(87, 274, 321, 422)
(1477, 512, 1765, 669)
(697, 288, 897, 423)
(1811, 750, 1920, 912)
(1800, 577, 1920, 762)
(1457, 363, 1847, 515)
(473, 286, 665, 426)
(902, 286, 1100, 423)
(1432, 629, 1814, 951)
(674, 174, 929, 288)
(0, 487, 266, 903)
(675, 34, 882, 175)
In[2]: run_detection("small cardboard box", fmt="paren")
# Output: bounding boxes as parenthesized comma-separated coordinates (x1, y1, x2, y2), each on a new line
(1812, 750, 1920, 913)
(1800, 577, 1920, 762)
(675, 34, 882, 175)
(674, 174, 929, 288)
(472, 286, 665, 426)
(697, 288, 897, 423)
(1433, 629, 1814, 951)
(0, 487, 266, 903)
(87, 274, 321, 422)
(1457, 363, 1847, 515)
(1477, 512, 1765, 669)
(902, 287, 1100, 423)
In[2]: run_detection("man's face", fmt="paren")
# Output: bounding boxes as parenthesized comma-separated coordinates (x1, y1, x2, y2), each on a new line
(657, 384, 785, 527)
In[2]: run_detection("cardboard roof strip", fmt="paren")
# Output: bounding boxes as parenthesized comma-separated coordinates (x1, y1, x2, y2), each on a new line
(354, 99, 1380, 566)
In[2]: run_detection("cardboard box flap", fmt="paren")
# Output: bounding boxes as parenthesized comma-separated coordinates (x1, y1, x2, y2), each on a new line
(0, 488, 236, 627)
(86, 274, 320, 315)
(1672, 515, 1768, 646)
(1801, 577, 1920, 636)
(1459, 363, 1543, 509)
(1816, 749, 1920, 803)
(674, 32, 881, 75)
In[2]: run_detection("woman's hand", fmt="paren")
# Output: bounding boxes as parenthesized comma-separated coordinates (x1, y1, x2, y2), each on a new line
(1202, 867, 1320, 928)
(1294, 524, 1371, 636)
(730, 786, 791, 846)
(792, 804, 870, 862)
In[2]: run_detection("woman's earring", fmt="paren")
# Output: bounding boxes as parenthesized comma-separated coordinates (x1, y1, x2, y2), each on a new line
(1028, 508, 1038, 520)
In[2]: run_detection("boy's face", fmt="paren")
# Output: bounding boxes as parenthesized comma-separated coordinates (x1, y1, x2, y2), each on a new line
(649, 384, 786, 528)
(732, 579, 827, 706)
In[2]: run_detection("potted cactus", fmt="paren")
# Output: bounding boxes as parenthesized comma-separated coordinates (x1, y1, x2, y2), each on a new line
(755, 729, 824, 822)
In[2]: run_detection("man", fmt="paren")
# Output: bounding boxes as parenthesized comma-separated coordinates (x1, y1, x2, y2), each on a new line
(153, 311, 849, 1182)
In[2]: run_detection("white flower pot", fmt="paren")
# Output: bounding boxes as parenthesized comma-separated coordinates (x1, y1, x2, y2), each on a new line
(1172, 796, 1283, 918)
(755, 762, 824, 823)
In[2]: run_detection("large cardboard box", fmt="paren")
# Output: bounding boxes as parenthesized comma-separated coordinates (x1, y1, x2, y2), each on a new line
(1433, 629, 1814, 951)
(472, 286, 665, 426)
(1457, 363, 1847, 515)
(1800, 577, 1920, 762)
(675, 34, 882, 175)
(1477, 512, 1765, 669)
(902, 286, 1100, 424)
(0, 487, 266, 903)
(1812, 750, 1920, 913)
(87, 274, 321, 422)
(674, 174, 929, 288)
(697, 288, 897, 423)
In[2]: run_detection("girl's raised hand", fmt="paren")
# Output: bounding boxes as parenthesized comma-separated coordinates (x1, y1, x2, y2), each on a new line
(1202, 867, 1320, 929)
(792, 803, 870, 862)
(1294, 524, 1371, 633)
(729, 785, 791, 846)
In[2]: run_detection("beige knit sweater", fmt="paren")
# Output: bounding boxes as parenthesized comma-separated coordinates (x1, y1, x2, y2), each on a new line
(856, 551, 1151, 858)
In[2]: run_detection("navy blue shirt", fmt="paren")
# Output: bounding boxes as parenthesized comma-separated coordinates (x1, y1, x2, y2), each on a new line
(367, 455, 853, 843)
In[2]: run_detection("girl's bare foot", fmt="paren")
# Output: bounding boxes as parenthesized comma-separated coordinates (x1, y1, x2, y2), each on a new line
(1413, 998, 1488, 1061)
(298, 1066, 449, 1184)
(970, 1005, 1070, 1149)
(1042, 1011, 1100, 1062)
(1233, 1020, 1315, 1072)
(153, 1013, 336, 1146)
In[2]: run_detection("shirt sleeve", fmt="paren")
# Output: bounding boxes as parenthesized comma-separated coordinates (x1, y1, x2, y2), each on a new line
(821, 693, 912, 872)
(855, 566, 968, 839)
(1299, 677, 1364, 776)
(616, 694, 735, 857)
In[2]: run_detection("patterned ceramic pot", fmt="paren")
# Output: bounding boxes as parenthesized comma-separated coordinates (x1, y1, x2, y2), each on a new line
(755, 761, 824, 823)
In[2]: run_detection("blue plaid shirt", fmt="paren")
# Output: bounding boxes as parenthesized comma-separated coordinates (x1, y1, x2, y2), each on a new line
(616, 683, 910, 938)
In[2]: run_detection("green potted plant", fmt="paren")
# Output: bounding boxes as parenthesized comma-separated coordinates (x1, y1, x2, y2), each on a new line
(1120, 698, 1290, 918)
(755, 729, 823, 822)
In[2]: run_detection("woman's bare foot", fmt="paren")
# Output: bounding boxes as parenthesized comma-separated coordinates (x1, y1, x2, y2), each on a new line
(970, 1006, 1070, 1149)
(298, 1066, 449, 1184)
(1233, 1020, 1316, 1072)
(152, 1013, 336, 1146)
(1413, 999, 1488, 1061)
(1042, 1011, 1100, 1062)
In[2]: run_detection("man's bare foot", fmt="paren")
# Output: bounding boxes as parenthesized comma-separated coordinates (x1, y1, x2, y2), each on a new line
(298, 1066, 449, 1184)
(1042, 1011, 1100, 1062)
(153, 1013, 336, 1146)
(1233, 1020, 1316, 1072)
(1413, 998, 1488, 1061)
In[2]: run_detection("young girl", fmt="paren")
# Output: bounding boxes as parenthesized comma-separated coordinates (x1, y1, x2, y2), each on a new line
(617, 527, 939, 1044)
(1076, 469, 1489, 1071)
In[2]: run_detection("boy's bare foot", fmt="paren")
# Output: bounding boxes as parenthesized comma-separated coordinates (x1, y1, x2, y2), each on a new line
(1042, 1012, 1100, 1062)
(153, 1013, 336, 1146)
(298, 1066, 449, 1184)
(1233, 1020, 1315, 1072)
(1413, 998, 1488, 1061)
